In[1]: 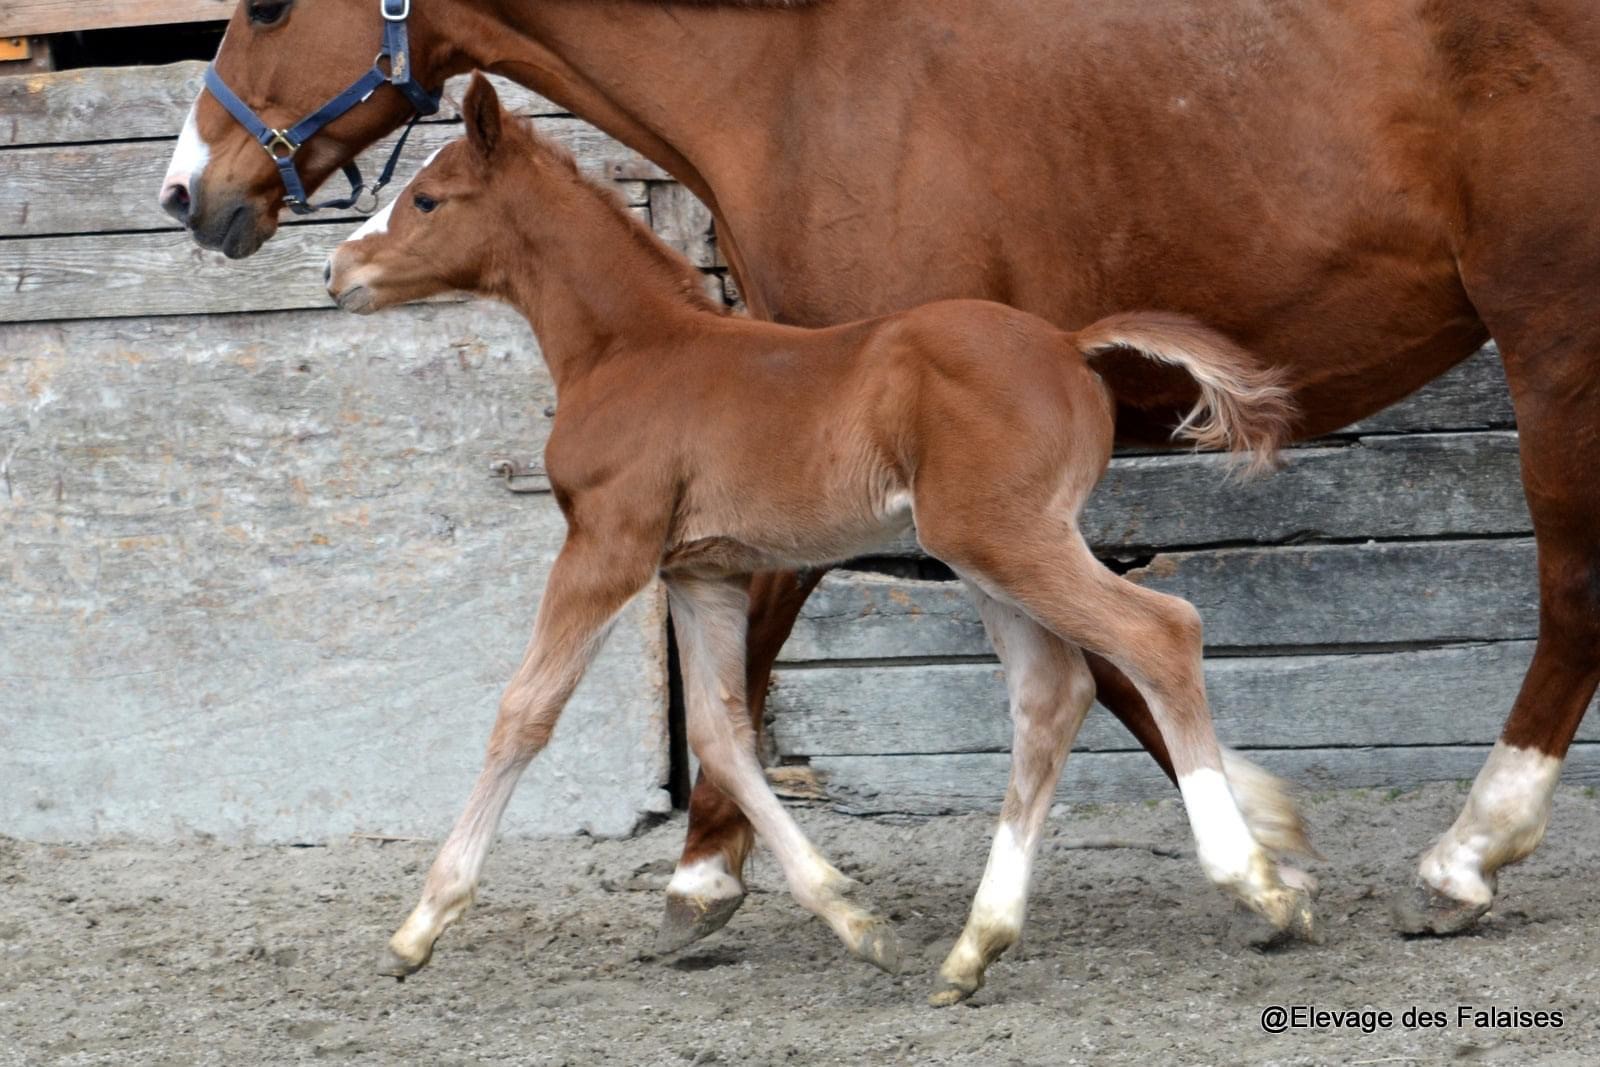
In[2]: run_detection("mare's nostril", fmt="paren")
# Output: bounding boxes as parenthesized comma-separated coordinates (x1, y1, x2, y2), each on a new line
(323, 259, 333, 286)
(160, 183, 193, 226)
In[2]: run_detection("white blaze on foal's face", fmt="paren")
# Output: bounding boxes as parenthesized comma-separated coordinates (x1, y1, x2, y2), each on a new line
(350, 147, 444, 241)
(350, 198, 397, 240)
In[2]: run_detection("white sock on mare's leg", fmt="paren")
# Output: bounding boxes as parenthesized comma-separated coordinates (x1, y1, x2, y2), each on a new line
(1419, 742, 1562, 906)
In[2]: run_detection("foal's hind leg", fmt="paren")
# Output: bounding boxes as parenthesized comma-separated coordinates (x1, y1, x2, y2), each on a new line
(666, 573, 901, 973)
(930, 587, 1096, 1006)
(923, 520, 1317, 943)
(381, 538, 654, 978)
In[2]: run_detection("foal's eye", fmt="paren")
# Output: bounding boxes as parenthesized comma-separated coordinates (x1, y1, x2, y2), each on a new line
(413, 193, 439, 214)
(248, 2, 292, 26)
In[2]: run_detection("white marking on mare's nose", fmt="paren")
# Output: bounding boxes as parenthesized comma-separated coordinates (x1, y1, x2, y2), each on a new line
(161, 102, 212, 195)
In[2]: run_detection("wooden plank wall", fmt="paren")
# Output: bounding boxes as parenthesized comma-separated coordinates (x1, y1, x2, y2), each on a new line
(0, 62, 726, 841)
(4, 58, 1593, 832)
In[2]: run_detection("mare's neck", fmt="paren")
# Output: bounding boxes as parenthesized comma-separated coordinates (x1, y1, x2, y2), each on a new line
(494, 171, 722, 389)
(439, 1, 810, 215)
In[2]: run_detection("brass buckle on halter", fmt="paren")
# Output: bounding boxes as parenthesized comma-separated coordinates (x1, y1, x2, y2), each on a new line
(262, 129, 300, 160)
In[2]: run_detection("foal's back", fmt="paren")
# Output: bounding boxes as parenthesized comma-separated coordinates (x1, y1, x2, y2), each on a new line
(565, 300, 1117, 573)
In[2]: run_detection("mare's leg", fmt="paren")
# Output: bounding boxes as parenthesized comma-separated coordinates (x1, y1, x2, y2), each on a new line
(659, 567, 829, 951)
(930, 586, 1096, 1006)
(381, 537, 655, 977)
(666, 573, 901, 973)
(920, 517, 1317, 942)
(1395, 122, 1600, 930)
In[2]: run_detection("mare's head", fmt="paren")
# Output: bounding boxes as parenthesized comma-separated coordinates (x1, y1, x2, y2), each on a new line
(159, 0, 449, 258)
(325, 73, 559, 313)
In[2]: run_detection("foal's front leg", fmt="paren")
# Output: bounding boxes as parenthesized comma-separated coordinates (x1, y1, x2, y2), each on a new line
(666, 573, 902, 973)
(381, 538, 656, 978)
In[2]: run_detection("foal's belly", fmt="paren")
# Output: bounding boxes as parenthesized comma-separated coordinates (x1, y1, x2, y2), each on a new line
(662, 491, 916, 577)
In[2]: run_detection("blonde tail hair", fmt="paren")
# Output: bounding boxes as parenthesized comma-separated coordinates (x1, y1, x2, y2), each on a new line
(1074, 311, 1296, 475)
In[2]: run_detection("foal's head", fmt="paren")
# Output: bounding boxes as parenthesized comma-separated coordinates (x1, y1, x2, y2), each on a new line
(324, 73, 580, 315)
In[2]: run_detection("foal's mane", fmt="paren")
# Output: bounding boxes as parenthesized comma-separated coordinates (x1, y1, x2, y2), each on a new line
(510, 118, 727, 315)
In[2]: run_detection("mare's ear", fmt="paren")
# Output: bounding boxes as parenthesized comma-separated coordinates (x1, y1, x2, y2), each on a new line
(463, 72, 503, 162)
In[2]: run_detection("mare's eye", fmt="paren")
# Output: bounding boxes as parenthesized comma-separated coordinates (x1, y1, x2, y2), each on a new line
(249, 3, 292, 26)
(413, 193, 439, 214)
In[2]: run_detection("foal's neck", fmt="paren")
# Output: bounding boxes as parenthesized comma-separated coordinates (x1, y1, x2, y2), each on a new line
(495, 161, 723, 388)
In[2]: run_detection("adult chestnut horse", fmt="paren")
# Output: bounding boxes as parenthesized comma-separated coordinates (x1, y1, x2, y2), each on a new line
(162, 0, 1600, 947)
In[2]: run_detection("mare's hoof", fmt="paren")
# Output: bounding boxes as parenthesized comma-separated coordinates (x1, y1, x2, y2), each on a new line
(378, 942, 430, 980)
(655, 890, 745, 956)
(928, 976, 980, 1008)
(1390, 879, 1490, 936)
(853, 921, 904, 975)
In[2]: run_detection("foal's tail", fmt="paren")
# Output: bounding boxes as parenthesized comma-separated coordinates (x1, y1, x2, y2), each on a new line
(1074, 311, 1296, 475)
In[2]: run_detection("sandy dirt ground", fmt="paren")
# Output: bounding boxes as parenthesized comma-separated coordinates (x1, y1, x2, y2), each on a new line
(3, 781, 1598, 1066)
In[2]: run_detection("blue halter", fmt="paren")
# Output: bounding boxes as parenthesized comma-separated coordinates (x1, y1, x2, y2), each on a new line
(203, 0, 442, 215)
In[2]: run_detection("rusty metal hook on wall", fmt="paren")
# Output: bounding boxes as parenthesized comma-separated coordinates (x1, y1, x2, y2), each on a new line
(489, 459, 547, 494)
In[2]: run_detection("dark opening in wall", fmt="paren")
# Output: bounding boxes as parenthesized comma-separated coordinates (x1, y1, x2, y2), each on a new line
(49, 22, 225, 71)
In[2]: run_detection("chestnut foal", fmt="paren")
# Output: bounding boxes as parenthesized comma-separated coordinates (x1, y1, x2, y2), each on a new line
(327, 75, 1311, 1003)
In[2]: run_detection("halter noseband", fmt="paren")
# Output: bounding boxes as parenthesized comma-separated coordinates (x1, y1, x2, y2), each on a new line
(203, 0, 442, 215)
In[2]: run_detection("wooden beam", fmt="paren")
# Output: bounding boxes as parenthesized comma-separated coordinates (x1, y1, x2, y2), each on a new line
(768, 643, 1600, 758)
(0, 1, 232, 38)
(0, 63, 566, 148)
(0, 203, 652, 323)
(868, 424, 1528, 557)
(807, 744, 1600, 814)
(2, 120, 653, 238)
(782, 538, 1539, 661)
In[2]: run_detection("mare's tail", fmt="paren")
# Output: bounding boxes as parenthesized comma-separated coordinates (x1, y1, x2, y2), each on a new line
(1074, 311, 1296, 475)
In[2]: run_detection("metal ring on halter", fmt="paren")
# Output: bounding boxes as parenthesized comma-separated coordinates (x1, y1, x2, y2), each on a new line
(352, 186, 382, 215)
(262, 129, 300, 160)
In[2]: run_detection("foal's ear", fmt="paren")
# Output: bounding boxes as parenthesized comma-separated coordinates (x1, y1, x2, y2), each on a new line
(463, 72, 502, 162)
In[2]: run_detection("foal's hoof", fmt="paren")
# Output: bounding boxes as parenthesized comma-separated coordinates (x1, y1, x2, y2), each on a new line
(378, 942, 431, 981)
(655, 890, 745, 956)
(1229, 889, 1321, 950)
(851, 920, 904, 975)
(928, 975, 981, 1008)
(1390, 879, 1491, 936)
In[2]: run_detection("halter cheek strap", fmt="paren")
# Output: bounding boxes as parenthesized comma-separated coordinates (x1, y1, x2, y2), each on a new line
(203, 0, 442, 215)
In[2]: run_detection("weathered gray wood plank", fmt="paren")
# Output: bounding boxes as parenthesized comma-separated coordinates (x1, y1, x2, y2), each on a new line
(1, 304, 672, 840)
(0, 63, 568, 148)
(649, 181, 723, 269)
(783, 539, 1539, 661)
(1, 204, 652, 323)
(874, 429, 1527, 557)
(1342, 344, 1511, 433)
(0, 0, 228, 38)
(2, 119, 653, 238)
(769, 642, 1600, 757)
(809, 744, 1600, 814)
